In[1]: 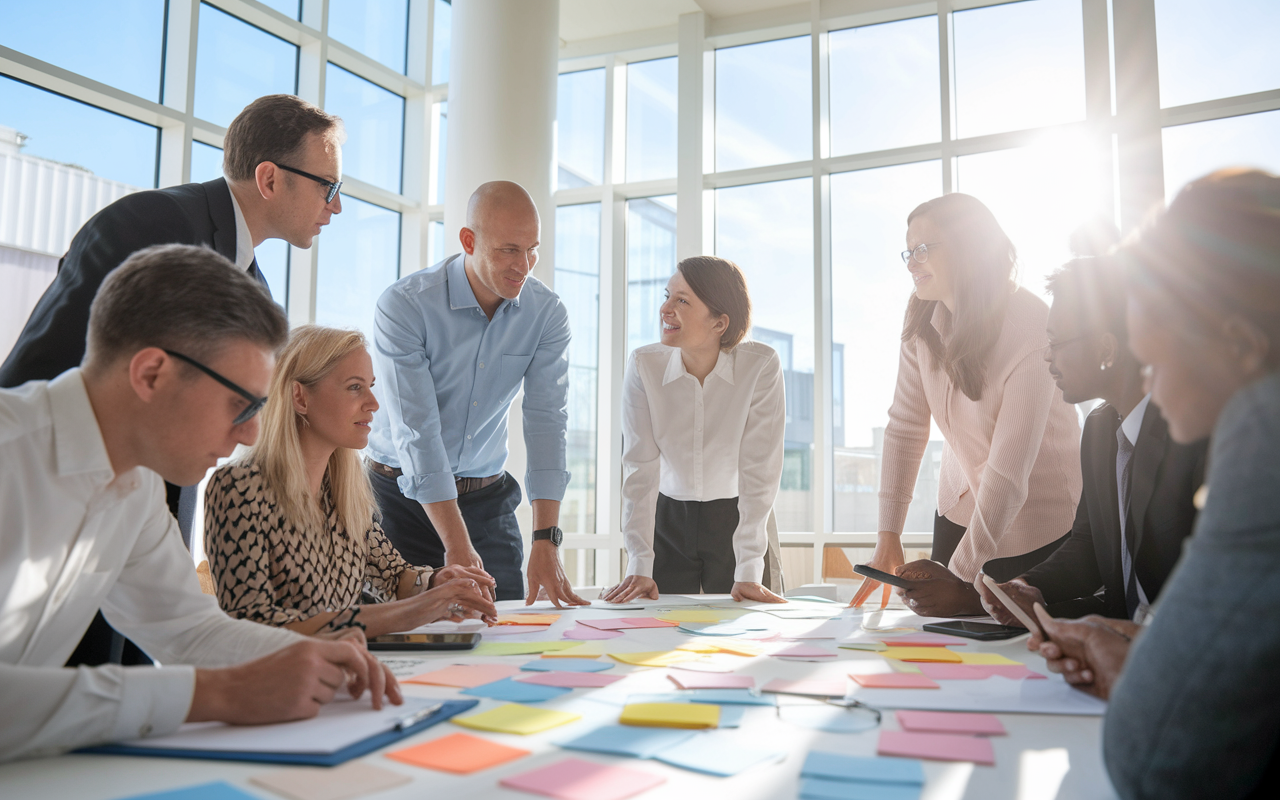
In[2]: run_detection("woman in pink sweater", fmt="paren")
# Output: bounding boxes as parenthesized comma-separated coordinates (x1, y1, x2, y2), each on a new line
(851, 193, 1082, 616)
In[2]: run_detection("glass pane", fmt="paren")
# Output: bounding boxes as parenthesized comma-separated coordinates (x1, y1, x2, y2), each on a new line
(0, 76, 158, 187)
(1162, 111, 1280, 202)
(1156, 0, 1280, 108)
(316, 196, 400, 341)
(831, 161, 943, 532)
(1, 0, 165, 101)
(187, 141, 289, 306)
(429, 220, 446, 265)
(325, 63, 405, 194)
(328, 0, 409, 74)
(952, 0, 1085, 139)
(259, 0, 300, 19)
(194, 3, 299, 128)
(626, 195, 677, 356)
(626, 57, 678, 182)
(557, 69, 606, 188)
(554, 203, 601, 535)
(830, 16, 940, 156)
(716, 36, 812, 172)
(715, 179, 814, 532)
(954, 136, 1110, 302)
(432, 101, 448, 204)
(432, 0, 452, 85)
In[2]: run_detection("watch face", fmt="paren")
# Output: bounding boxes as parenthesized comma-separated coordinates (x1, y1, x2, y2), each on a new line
(551, 527, 563, 546)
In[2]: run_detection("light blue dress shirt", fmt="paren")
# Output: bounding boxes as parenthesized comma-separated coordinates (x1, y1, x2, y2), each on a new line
(367, 253, 571, 505)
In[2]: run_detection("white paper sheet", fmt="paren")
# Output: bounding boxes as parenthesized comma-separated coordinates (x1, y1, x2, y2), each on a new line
(852, 674, 1107, 716)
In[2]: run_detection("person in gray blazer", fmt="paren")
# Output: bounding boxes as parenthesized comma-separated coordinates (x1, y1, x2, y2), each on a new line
(1028, 169, 1280, 799)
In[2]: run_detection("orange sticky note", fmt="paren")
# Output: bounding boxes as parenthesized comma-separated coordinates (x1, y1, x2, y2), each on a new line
(404, 663, 520, 688)
(851, 672, 940, 689)
(386, 732, 530, 774)
(496, 613, 562, 626)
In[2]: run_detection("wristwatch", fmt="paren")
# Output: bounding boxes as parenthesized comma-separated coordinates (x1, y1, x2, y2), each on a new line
(533, 526, 563, 546)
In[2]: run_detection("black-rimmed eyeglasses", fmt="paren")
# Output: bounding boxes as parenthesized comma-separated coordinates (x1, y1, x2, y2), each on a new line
(164, 349, 267, 425)
(275, 163, 342, 204)
(901, 242, 943, 265)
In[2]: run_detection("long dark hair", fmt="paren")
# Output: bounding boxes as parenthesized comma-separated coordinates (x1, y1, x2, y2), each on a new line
(902, 193, 1017, 400)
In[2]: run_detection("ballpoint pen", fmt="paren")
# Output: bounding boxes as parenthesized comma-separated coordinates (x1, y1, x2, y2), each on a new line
(393, 702, 444, 731)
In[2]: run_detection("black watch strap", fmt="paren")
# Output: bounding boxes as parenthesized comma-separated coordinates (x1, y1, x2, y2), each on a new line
(533, 526, 563, 546)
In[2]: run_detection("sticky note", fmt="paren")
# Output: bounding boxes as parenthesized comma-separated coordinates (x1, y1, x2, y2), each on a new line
(620, 702, 720, 729)
(122, 782, 261, 800)
(472, 641, 580, 656)
(577, 617, 679, 631)
(686, 689, 775, 706)
(718, 705, 747, 728)
(563, 624, 623, 640)
(800, 777, 923, 800)
(405, 663, 519, 688)
(956, 652, 1020, 665)
(521, 658, 611, 673)
(460, 677, 573, 703)
(881, 647, 963, 663)
(453, 703, 581, 735)
(557, 724, 698, 758)
(385, 732, 530, 774)
(850, 673, 940, 689)
(541, 643, 613, 658)
(884, 633, 967, 646)
(652, 734, 785, 776)
(800, 751, 926, 785)
(763, 678, 848, 697)
(657, 609, 743, 623)
(668, 672, 755, 690)
(698, 640, 766, 657)
(896, 710, 1006, 736)
(838, 641, 889, 652)
(499, 757, 666, 800)
(917, 663, 1045, 680)
(496, 613, 561, 626)
(251, 762, 412, 800)
(877, 730, 996, 765)
(515, 671, 623, 688)
(673, 640, 722, 654)
(609, 650, 699, 667)
(772, 644, 837, 659)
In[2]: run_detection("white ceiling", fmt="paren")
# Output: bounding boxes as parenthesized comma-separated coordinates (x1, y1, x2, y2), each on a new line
(558, 0, 809, 45)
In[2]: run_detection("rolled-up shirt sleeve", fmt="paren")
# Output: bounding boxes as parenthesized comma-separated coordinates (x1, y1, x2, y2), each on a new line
(521, 297, 571, 502)
(373, 285, 458, 503)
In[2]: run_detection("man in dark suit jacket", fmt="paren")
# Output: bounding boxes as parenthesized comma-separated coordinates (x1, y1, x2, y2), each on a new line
(0, 94, 346, 665)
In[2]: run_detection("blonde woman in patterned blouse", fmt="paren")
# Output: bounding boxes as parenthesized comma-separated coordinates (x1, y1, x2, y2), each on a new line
(204, 325, 496, 635)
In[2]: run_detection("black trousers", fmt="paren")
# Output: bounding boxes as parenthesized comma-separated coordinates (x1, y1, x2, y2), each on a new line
(653, 494, 739, 594)
(370, 469, 526, 601)
(930, 511, 1069, 582)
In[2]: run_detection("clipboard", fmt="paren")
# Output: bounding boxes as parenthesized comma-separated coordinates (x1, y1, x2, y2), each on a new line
(77, 699, 478, 767)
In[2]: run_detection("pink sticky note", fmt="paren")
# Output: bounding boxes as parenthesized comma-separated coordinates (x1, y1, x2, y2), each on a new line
(772, 644, 836, 659)
(850, 672, 940, 689)
(885, 633, 969, 647)
(668, 673, 755, 690)
(577, 617, 677, 631)
(563, 624, 624, 640)
(878, 730, 996, 765)
(617, 617, 679, 629)
(515, 671, 624, 688)
(897, 710, 1006, 736)
(762, 678, 848, 697)
(500, 757, 666, 800)
(405, 664, 520, 689)
(917, 663, 1046, 680)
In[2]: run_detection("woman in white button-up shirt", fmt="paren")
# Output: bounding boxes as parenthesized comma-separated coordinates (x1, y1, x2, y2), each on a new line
(602, 256, 788, 604)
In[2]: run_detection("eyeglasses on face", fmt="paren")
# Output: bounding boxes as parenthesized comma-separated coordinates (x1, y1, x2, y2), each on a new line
(901, 242, 943, 265)
(274, 163, 342, 203)
(163, 349, 267, 425)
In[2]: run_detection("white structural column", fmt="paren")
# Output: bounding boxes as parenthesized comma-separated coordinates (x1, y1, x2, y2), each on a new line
(676, 11, 707, 261)
(443, 0, 560, 285)
(1112, 0, 1164, 232)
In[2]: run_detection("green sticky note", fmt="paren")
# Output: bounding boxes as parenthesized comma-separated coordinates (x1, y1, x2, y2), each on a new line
(473, 641, 580, 656)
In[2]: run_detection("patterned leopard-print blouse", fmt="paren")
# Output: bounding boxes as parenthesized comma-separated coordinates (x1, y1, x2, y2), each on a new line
(204, 462, 427, 626)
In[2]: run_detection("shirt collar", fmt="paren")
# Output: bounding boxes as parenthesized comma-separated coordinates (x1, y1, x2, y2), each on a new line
(226, 185, 256, 271)
(1120, 393, 1152, 445)
(47, 369, 117, 481)
(661, 347, 736, 386)
(447, 254, 522, 313)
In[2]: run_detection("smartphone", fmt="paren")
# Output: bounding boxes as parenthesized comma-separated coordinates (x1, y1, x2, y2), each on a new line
(980, 573, 1044, 638)
(922, 620, 1027, 641)
(367, 632, 482, 651)
(852, 563, 917, 591)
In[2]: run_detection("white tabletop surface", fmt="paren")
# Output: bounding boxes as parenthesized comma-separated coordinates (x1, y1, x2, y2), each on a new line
(0, 596, 1118, 800)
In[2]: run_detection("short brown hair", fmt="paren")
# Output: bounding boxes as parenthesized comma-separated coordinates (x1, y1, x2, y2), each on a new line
(83, 244, 288, 374)
(677, 256, 753, 350)
(223, 95, 344, 182)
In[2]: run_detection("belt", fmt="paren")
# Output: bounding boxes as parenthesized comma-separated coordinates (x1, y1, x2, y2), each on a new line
(367, 460, 502, 495)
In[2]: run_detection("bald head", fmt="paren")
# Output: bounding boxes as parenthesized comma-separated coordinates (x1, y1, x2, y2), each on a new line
(459, 181, 542, 312)
(466, 181, 540, 234)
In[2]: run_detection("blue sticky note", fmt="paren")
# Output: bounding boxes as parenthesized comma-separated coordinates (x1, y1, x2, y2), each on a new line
(801, 751, 926, 786)
(800, 777, 922, 800)
(558, 724, 699, 758)
(521, 658, 612, 673)
(687, 689, 777, 706)
(460, 677, 573, 703)
(718, 705, 747, 728)
(116, 782, 259, 800)
(653, 734, 785, 776)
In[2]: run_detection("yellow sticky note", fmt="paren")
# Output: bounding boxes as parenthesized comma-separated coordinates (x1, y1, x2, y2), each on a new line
(956, 652, 1020, 665)
(620, 703, 720, 729)
(674, 641, 720, 654)
(494, 613, 561, 626)
(541, 643, 612, 658)
(881, 647, 964, 663)
(708, 640, 766, 657)
(656, 609, 743, 623)
(472, 641, 578, 657)
(609, 650, 700, 667)
(452, 703, 581, 735)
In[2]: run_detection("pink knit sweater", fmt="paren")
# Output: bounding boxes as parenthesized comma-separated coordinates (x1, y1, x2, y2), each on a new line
(879, 287, 1082, 581)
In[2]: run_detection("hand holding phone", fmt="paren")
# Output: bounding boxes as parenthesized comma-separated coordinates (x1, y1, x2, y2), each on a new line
(979, 573, 1044, 639)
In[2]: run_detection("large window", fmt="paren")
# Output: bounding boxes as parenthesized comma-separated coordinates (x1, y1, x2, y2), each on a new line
(315, 196, 400, 341)
(625, 58, 678, 182)
(715, 36, 811, 171)
(557, 69, 606, 188)
(328, 0, 410, 74)
(194, 3, 298, 128)
(325, 63, 405, 194)
(1155, 0, 1280, 109)
(1162, 111, 1280, 202)
(626, 196, 677, 356)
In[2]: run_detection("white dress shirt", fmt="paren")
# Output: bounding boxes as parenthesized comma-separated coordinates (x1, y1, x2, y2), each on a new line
(1119, 393, 1153, 621)
(226, 184, 256, 271)
(0, 370, 300, 762)
(621, 342, 786, 584)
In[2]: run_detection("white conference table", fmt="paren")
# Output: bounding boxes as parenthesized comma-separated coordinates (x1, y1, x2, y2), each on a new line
(0, 596, 1117, 800)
